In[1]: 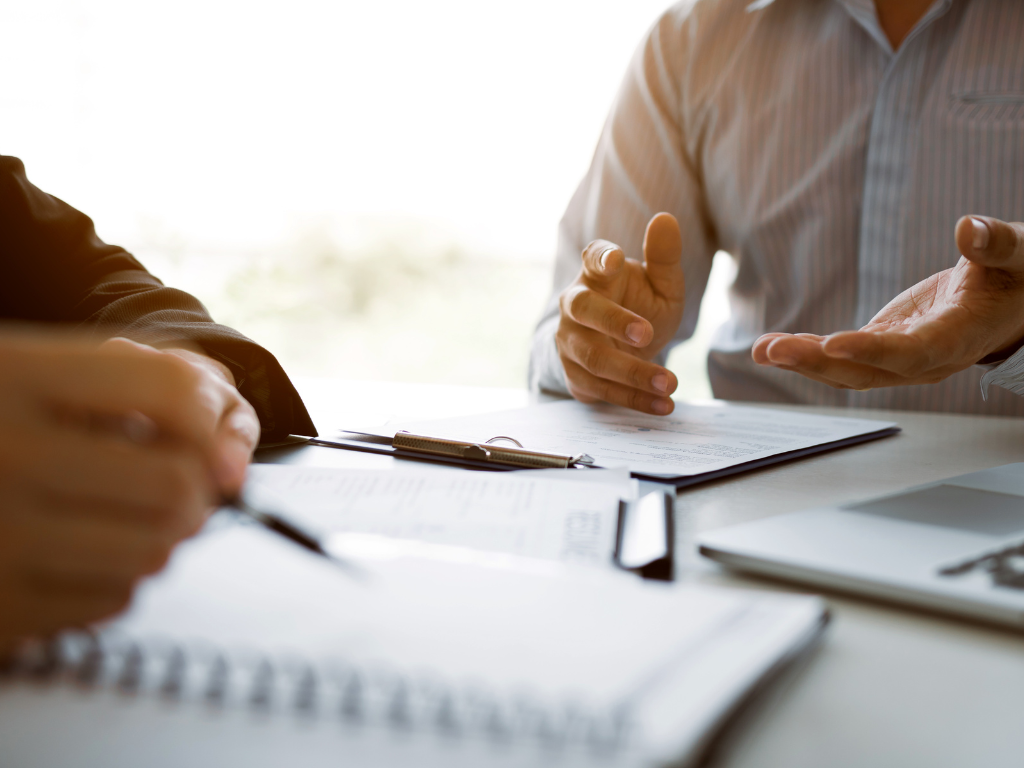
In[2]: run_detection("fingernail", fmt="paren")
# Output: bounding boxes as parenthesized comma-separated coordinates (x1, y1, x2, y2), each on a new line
(770, 351, 797, 366)
(972, 217, 990, 250)
(652, 399, 672, 415)
(626, 322, 645, 344)
(652, 373, 669, 393)
(825, 342, 854, 359)
(599, 248, 613, 270)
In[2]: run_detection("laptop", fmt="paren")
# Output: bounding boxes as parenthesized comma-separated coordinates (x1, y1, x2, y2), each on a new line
(698, 463, 1024, 628)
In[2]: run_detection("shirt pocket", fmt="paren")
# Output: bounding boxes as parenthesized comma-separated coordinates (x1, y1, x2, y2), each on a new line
(950, 92, 1024, 122)
(908, 90, 1024, 282)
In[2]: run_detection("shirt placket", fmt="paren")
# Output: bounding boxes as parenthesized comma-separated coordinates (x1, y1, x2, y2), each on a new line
(846, 0, 954, 329)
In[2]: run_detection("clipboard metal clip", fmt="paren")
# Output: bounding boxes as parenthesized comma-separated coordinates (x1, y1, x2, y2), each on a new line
(393, 431, 595, 470)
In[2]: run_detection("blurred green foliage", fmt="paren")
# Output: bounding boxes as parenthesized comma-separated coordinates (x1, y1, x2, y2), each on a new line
(138, 218, 721, 396)
(209, 223, 552, 386)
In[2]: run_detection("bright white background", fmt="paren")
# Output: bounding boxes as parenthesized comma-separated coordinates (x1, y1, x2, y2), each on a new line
(2, 0, 730, 394)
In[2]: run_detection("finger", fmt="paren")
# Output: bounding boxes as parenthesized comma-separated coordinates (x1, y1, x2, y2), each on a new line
(642, 213, 685, 301)
(956, 216, 1024, 271)
(25, 569, 140, 601)
(159, 345, 238, 388)
(753, 331, 790, 364)
(768, 363, 860, 390)
(770, 362, 902, 391)
(561, 286, 654, 348)
(41, 430, 211, 524)
(212, 399, 261, 495)
(12, 340, 222, 451)
(763, 336, 907, 389)
(758, 334, 828, 367)
(13, 515, 176, 580)
(560, 326, 677, 395)
(0, 585, 134, 639)
(580, 239, 626, 289)
(8, 426, 213, 536)
(37, 490, 209, 542)
(821, 330, 937, 377)
(757, 333, 827, 366)
(563, 359, 675, 415)
(99, 336, 153, 354)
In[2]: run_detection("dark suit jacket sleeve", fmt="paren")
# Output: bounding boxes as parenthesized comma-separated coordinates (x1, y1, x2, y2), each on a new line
(0, 155, 317, 441)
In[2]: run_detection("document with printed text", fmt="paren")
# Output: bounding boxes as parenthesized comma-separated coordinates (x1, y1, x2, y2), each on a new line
(245, 465, 631, 567)
(390, 400, 899, 482)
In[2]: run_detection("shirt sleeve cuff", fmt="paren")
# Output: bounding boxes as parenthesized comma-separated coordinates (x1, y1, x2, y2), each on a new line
(979, 345, 1024, 400)
(528, 314, 570, 395)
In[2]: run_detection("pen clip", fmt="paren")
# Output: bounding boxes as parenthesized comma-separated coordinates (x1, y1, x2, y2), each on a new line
(484, 435, 595, 468)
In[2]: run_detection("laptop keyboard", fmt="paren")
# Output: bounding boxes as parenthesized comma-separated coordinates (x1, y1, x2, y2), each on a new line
(938, 540, 1024, 590)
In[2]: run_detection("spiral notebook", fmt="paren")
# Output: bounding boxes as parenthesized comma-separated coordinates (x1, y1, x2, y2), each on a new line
(0, 520, 827, 768)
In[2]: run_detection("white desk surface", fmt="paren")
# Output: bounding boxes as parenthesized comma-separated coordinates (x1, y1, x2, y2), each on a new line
(266, 378, 1024, 768)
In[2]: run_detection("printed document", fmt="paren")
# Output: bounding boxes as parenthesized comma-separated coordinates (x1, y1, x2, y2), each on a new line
(245, 465, 629, 567)
(391, 399, 898, 477)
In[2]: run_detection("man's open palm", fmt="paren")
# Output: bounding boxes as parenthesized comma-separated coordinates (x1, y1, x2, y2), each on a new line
(556, 213, 686, 414)
(753, 216, 1024, 389)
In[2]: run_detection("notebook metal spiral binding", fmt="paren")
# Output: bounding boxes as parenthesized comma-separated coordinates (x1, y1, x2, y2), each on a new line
(0, 630, 634, 755)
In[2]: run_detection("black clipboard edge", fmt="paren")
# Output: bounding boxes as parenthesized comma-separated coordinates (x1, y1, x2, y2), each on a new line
(613, 493, 675, 581)
(633, 426, 901, 488)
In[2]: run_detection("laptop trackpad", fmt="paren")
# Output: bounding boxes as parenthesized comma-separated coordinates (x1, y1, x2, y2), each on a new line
(846, 485, 1024, 537)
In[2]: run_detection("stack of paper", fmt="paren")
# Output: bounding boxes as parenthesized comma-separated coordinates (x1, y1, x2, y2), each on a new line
(245, 464, 632, 569)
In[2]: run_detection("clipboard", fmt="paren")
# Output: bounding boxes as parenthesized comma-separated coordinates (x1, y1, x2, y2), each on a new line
(305, 425, 900, 488)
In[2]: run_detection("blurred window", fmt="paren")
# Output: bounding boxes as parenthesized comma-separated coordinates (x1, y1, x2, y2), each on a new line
(3, 0, 727, 395)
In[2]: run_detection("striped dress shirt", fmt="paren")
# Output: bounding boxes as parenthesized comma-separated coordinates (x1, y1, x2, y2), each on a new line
(529, 0, 1024, 415)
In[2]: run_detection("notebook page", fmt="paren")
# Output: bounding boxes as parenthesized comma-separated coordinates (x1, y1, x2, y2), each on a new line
(3, 525, 825, 768)
(112, 524, 805, 707)
(245, 465, 627, 567)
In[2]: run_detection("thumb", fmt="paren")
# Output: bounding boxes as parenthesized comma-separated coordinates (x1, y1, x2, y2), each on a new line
(643, 212, 685, 301)
(580, 239, 627, 290)
(957, 215, 1024, 271)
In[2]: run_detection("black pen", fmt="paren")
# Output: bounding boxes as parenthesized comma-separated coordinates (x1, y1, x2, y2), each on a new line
(92, 412, 365, 578)
(222, 494, 368, 581)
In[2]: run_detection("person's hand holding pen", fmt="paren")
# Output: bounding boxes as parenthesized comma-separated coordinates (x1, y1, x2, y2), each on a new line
(0, 333, 261, 655)
(555, 213, 686, 415)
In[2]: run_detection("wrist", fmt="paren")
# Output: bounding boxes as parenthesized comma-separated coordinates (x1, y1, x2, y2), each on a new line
(977, 333, 1024, 366)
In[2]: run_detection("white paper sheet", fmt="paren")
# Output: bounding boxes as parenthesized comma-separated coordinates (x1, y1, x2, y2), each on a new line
(245, 465, 626, 567)
(390, 400, 898, 477)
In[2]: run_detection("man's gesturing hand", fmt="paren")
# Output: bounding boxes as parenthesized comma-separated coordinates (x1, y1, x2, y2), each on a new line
(753, 216, 1024, 389)
(556, 213, 686, 414)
